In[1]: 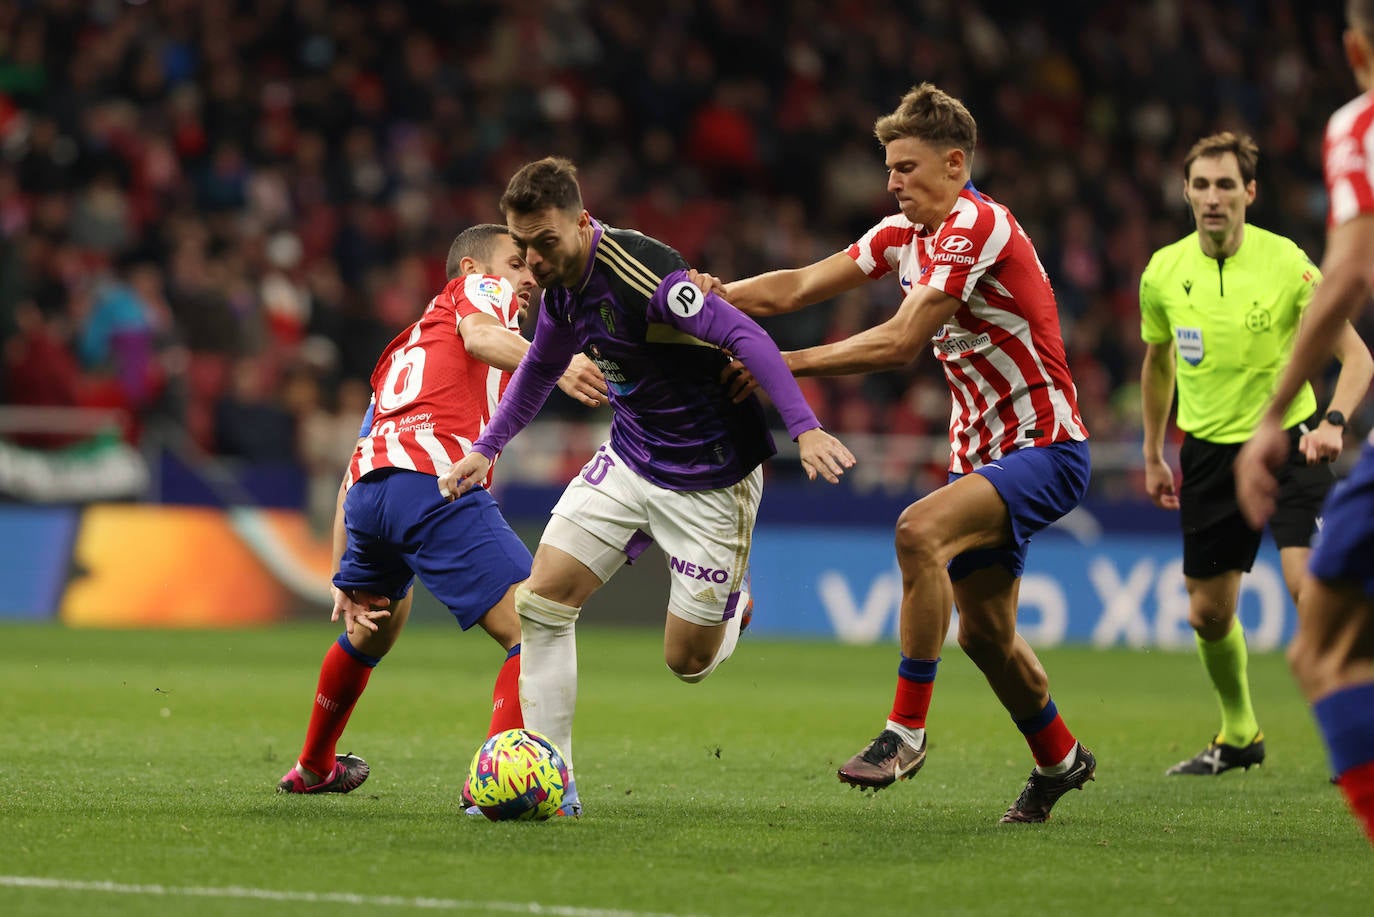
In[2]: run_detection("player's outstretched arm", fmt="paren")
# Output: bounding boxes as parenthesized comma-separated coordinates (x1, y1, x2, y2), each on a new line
(797, 427, 856, 484)
(437, 451, 493, 502)
(684, 269, 761, 402)
(461, 312, 606, 407)
(722, 252, 868, 317)
(787, 284, 961, 377)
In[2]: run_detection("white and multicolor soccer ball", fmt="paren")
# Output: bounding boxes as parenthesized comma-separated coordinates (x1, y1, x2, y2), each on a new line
(465, 728, 569, 821)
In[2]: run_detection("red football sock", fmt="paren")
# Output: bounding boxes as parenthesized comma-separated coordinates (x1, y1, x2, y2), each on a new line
(1015, 701, 1078, 768)
(890, 677, 935, 730)
(1336, 759, 1374, 845)
(488, 646, 523, 736)
(298, 638, 374, 778)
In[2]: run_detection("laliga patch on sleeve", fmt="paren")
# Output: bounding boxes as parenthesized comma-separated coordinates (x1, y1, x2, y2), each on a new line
(463, 274, 511, 318)
(665, 280, 705, 318)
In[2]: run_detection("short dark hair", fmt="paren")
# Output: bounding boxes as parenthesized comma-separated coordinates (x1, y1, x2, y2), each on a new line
(499, 156, 584, 217)
(445, 223, 510, 280)
(874, 83, 977, 156)
(1350, 0, 1374, 35)
(1184, 132, 1260, 184)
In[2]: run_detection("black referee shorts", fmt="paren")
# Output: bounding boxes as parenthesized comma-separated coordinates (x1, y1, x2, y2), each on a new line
(1179, 417, 1335, 579)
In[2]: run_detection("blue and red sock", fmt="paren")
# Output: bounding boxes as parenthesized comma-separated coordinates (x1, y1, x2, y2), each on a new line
(889, 656, 938, 730)
(488, 644, 523, 737)
(1014, 698, 1077, 770)
(1313, 682, 1374, 844)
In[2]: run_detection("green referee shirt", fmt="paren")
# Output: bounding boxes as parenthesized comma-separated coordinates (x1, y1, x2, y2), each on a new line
(1139, 224, 1321, 443)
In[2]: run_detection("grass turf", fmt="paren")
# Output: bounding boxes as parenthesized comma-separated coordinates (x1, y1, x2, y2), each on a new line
(0, 623, 1367, 916)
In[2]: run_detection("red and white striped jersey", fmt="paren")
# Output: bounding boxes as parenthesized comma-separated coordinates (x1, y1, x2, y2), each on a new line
(847, 184, 1088, 472)
(346, 273, 522, 490)
(1325, 92, 1374, 228)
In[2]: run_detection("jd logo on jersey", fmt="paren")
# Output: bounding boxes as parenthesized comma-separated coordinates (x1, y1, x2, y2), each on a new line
(1176, 326, 1204, 366)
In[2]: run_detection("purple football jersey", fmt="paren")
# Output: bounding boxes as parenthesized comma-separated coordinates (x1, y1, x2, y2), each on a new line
(475, 220, 820, 490)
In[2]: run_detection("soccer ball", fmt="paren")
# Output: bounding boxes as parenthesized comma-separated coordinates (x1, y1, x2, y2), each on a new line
(465, 728, 569, 821)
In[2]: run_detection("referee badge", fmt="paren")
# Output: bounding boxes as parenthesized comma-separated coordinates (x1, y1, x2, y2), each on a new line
(1175, 326, 1204, 366)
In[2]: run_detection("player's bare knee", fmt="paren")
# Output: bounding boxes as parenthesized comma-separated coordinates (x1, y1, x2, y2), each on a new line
(956, 619, 1010, 661)
(478, 605, 521, 651)
(347, 617, 399, 659)
(1187, 603, 1234, 639)
(894, 509, 947, 567)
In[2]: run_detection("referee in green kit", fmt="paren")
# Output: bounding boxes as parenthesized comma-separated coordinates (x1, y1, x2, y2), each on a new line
(1139, 131, 1373, 777)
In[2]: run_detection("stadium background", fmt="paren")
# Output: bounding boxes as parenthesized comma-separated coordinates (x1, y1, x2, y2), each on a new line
(0, 0, 1362, 645)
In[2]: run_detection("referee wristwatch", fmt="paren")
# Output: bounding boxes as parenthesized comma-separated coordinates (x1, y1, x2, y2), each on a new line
(1325, 409, 1347, 427)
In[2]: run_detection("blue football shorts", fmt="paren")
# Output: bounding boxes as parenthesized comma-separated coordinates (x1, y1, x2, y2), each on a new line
(946, 438, 1091, 581)
(333, 468, 533, 629)
(1308, 439, 1374, 596)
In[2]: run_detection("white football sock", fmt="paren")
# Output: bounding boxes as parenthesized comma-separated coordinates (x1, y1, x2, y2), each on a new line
(885, 720, 925, 750)
(1035, 743, 1078, 776)
(516, 585, 580, 777)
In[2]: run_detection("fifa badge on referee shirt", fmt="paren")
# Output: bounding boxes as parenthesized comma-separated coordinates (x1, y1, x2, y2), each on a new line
(1175, 326, 1204, 366)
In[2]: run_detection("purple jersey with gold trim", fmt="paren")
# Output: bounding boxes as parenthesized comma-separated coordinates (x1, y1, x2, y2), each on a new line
(475, 220, 821, 490)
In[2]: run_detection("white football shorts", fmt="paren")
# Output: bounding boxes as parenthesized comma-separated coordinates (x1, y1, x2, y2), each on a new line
(540, 442, 761, 626)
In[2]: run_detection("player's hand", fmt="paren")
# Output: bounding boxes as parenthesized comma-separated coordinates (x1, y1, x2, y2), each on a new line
(1143, 455, 1179, 510)
(1299, 420, 1344, 465)
(330, 585, 391, 635)
(438, 452, 492, 502)
(719, 357, 759, 403)
(557, 353, 608, 407)
(797, 427, 855, 484)
(688, 269, 727, 299)
(1235, 416, 1288, 529)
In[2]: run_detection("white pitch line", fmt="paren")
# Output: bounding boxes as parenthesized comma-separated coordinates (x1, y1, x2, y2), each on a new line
(0, 876, 710, 917)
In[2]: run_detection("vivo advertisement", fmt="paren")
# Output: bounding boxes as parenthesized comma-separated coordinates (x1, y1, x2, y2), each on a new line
(744, 527, 1294, 650)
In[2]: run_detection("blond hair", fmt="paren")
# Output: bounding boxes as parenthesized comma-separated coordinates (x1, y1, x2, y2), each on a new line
(874, 83, 977, 156)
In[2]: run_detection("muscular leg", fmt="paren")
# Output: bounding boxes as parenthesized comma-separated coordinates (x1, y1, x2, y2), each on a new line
(475, 584, 524, 736)
(291, 591, 413, 785)
(1279, 545, 1312, 606)
(476, 584, 522, 651)
(955, 566, 1080, 775)
(1293, 579, 1374, 842)
(954, 568, 1047, 719)
(1287, 579, 1374, 702)
(663, 605, 740, 683)
(837, 475, 1016, 788)
(893, 474, 1013, 658)
(347, 590, 412, 657)
(1185, 571, 1241, 641)
(1184, 571, 1260, 747)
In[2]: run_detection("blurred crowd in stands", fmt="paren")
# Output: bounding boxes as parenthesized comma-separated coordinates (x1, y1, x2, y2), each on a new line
(1, 0, 1368, 511)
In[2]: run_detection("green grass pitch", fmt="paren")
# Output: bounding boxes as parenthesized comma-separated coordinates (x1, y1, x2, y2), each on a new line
(1, 623, 1367, 916)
